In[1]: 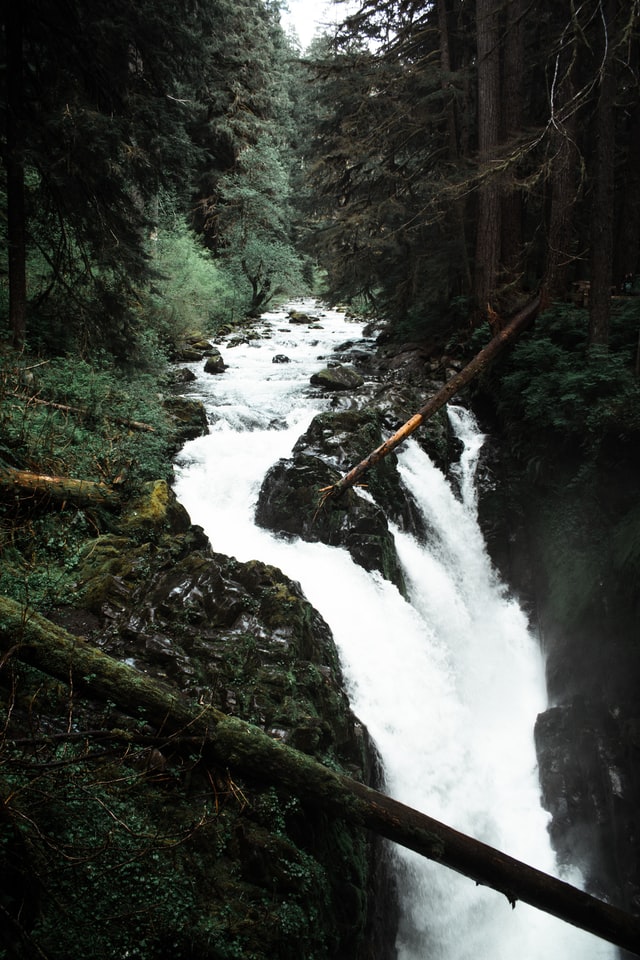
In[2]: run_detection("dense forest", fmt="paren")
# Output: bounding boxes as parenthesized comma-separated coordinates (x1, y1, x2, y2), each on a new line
(2, 1, 640, 958)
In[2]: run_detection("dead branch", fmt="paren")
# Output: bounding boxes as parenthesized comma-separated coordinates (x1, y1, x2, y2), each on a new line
(320, 293, 542, 504)
(11, 393, 155, 433)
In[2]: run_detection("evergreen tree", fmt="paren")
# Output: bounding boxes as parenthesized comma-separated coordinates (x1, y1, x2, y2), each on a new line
(1, 0, 212, 356)
(303, 0, 640, 342)
(191, 0, 307, 314)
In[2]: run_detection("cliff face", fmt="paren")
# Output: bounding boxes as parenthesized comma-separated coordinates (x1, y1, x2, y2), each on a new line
(473, 406, 640, 924)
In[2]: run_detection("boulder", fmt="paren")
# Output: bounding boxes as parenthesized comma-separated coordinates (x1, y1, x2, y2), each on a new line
(13, 515, 393, 960)
(534, 700, 640, 907)
(204, 348, 226, 374)
(168, 366, 197, 385)
(288, 310, 313, 324)
(174, 346, 204, 362)
(162, 395, 209, 444)
(310, 365, 365, 391)
(255, 409, 424, 591)
(116, 480, 192, 537)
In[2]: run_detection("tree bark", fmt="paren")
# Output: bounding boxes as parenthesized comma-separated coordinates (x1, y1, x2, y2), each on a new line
(1, 595, 640, 955)
(500, 0, 525, 285)
(544, 75, 579, 302)
(0, 467, 121, 506)
(473, 0, 502, 319)
(321, 294, 541, 503)
(438, 0, 472, 292)
(5, 3, 27, 350)
(588, 0, 617, 347)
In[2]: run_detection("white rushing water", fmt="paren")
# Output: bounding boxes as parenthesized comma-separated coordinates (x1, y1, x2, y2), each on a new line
(173, 300, 615, 960)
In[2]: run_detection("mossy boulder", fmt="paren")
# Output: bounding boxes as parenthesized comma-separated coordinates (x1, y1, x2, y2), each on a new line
(1, 511, 391, 960)
(310, 364, 365, 391)
(204, 348, 227, 374)
(288, 309, 313, 324)
(162, 395, 209, 444)
(117, 480, 192, 537)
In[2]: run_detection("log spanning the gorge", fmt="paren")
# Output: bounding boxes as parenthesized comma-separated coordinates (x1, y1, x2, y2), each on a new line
(320, 293, 542, 504)
(2, 595, 639, 956)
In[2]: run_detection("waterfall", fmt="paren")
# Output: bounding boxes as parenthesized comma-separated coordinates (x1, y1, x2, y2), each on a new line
(173, 301, 616, 960)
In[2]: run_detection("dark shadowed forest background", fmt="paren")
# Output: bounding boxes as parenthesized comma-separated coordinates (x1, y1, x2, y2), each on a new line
(2, 2, 640, 958)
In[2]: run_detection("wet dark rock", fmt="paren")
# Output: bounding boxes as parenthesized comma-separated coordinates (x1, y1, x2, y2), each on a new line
(203, 348, 226, 374)
(255, 408, 427, 592)
(162, 395, 209, 444)
(310, 365, 365, 391)
(288, 309, 313, 324)
(534, 699, 640, 910)
(188, 337, 217, 354)
(59, 512, 393, 960)
(167, 365, 197, 385)
(173, 345, 204, 361)
(273, 354, 291, 363)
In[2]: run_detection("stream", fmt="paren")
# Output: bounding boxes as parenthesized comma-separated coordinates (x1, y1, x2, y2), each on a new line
(173, 299, 615, 959)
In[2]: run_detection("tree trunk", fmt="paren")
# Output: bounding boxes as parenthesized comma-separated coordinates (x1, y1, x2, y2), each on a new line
(321, 294, 541, 503)
(5, 3, 27, 350)
(0, 467, 121, 506)
(438, 0, 471, 292)
(544, 80, 579, 301)
(473, 0, 502, 319)
(1, 594, 640, 955)
(500, 0, 525, 286)
(588, 0, 617, 347)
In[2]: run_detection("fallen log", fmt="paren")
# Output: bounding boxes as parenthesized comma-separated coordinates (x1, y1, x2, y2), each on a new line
(320, 293, 542, 504)
(0, 466, 120, 506)
(11, 392, 156, 432)
(1, 595, 639, 955)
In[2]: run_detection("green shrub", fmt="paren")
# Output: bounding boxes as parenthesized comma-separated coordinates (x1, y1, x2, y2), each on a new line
(494, 302, 640, 445)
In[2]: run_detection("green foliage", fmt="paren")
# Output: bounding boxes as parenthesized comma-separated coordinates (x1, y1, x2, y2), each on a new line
(145, 220, 241, 341)
(1, 356, 172, 484)
(495, 302, 640, 446)
(216, 143, 308, 315)
(0, 741, 230, 960)
(0, 352, 174, 609)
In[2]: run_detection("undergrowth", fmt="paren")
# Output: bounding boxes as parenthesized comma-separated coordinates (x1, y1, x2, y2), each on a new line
(488, 299, 640, 451)
(0, 351, 175, 609)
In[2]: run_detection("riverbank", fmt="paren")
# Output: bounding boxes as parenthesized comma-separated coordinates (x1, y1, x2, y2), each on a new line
(1, 298, 638, 958)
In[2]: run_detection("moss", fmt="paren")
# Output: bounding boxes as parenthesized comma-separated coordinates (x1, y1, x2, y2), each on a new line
(117, 480, 192, 536)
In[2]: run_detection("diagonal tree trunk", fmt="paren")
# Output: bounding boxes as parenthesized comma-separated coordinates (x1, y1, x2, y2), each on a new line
(320, 294, 541, 503)
(1, 594, 640, 954)
(4, 3, 27, 350)
(473, 0, 502, 320)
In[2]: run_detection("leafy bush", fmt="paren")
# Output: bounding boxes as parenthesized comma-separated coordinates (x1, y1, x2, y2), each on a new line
(144, 221, 242, 347)
(494, 302, 640, 445)
(0, 353, 175, 609)
(1, 355, 172, 484)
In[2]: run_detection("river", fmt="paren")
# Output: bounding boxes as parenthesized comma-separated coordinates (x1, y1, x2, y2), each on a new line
(173, 299, 615, 959)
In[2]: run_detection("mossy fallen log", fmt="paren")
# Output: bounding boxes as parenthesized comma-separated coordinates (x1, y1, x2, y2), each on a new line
(1, 594, 639, 955)
(320, 293, 542, 504)
(0, 466, 121, 506)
